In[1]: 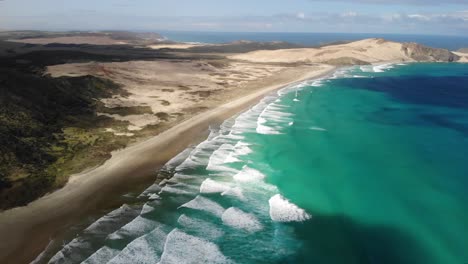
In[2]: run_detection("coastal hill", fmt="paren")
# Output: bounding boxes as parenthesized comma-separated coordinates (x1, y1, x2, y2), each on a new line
(230, 38, 460, 64)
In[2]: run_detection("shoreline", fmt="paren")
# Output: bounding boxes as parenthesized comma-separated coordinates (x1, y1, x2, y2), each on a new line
(0, 64, 336, 264)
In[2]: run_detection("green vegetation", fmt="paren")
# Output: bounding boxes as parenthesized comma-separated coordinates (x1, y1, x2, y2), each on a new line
(96, 104, 154, 116)
(0, 64, 130, 209)
(323, 57, 369, 66)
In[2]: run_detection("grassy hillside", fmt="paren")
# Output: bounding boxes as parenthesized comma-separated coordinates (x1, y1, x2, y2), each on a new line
(0, 63, 130, 209)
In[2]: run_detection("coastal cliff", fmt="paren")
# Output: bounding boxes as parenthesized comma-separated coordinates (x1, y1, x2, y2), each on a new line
(401, 42, 460, 62)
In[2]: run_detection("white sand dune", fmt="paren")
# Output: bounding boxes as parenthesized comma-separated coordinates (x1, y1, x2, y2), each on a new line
(230, 38, 459, 64)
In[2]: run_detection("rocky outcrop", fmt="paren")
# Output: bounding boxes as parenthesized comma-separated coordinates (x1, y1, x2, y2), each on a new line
(402, 43, 460, 62)
(457, 48, 468, 54)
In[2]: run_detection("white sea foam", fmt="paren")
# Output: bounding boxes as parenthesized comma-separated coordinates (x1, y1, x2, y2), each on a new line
(205, 127, 219, 141)
(171, 173, 198, 181)
(256, 102, 294, 135)
(159, 179, 169, 186)
(84, 204, 137, 235)
(179, 195, 225, 217)
(82, 246, 121, 264)
(149, 193, 161, 200)
(221, 186, 245, 200)
(373, 63, 394, 73)
(231, 100, 271, 134)
(311, 80, 324, 87)
(162, 147, 194, 171)
(331, 69, 352, 79)
(138, 184, 162, 199)
(359, 65, 374, 73)
(256, 123, 282, 135)
(177, 214, 224, 239)
(234, 166, 266, 182)
(107, 216, 160, 240)
(206, 144, 239, 173)
(373, 66, 384, 72)
(159, 229, 232, 264)
(175, 140, 219, 171)
(309, 126, 327, 131)
(223, 142, 249, 163)
(108, 227, 167, 264)
(159, 182, 197, 196)
(175, 155, 201, 171)
(48, 238, 92, 264)
(233, 141, 252, 156)
(222, 207, 263, 232)
(200, 178, 230, 194)
(269, 194, 311, 222)
(224, 154, 241, 163)
(140, 203, 157, 215)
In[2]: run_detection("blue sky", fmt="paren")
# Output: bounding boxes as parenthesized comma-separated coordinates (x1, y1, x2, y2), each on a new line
(1, 0, 468, 35)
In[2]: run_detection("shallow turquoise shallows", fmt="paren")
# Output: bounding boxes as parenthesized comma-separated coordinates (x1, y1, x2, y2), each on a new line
(41, 63, 468, 264)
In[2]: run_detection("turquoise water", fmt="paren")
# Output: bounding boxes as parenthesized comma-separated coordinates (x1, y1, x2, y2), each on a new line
(40, 63, 468, 264)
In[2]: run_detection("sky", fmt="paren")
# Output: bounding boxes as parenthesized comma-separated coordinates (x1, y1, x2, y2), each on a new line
(1, 0, 468, 35)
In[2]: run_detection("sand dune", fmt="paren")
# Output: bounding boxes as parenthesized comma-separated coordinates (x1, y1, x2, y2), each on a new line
(47, 60, 297, 132)
(230, 38, 459, 64)
(454, 52, 468, 62)
(231, 39, 408, 64)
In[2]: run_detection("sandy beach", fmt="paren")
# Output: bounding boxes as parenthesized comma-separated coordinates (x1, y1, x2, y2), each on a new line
(0, 64, 335, 264)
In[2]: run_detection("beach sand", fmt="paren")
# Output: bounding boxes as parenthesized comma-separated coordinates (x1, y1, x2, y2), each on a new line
(0, 63, 335, 264)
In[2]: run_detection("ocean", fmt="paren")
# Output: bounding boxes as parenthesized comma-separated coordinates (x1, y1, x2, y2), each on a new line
(38, 63, 468, 264)
(158, 31, 468, 51)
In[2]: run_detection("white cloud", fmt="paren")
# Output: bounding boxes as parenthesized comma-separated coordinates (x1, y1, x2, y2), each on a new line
(407, 14, 430, 21)
(2, 8, 467, 35)
(341, 11, 358, 17)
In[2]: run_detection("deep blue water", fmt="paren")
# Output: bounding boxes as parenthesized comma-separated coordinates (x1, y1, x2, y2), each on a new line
(159, 31, 468, 50)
